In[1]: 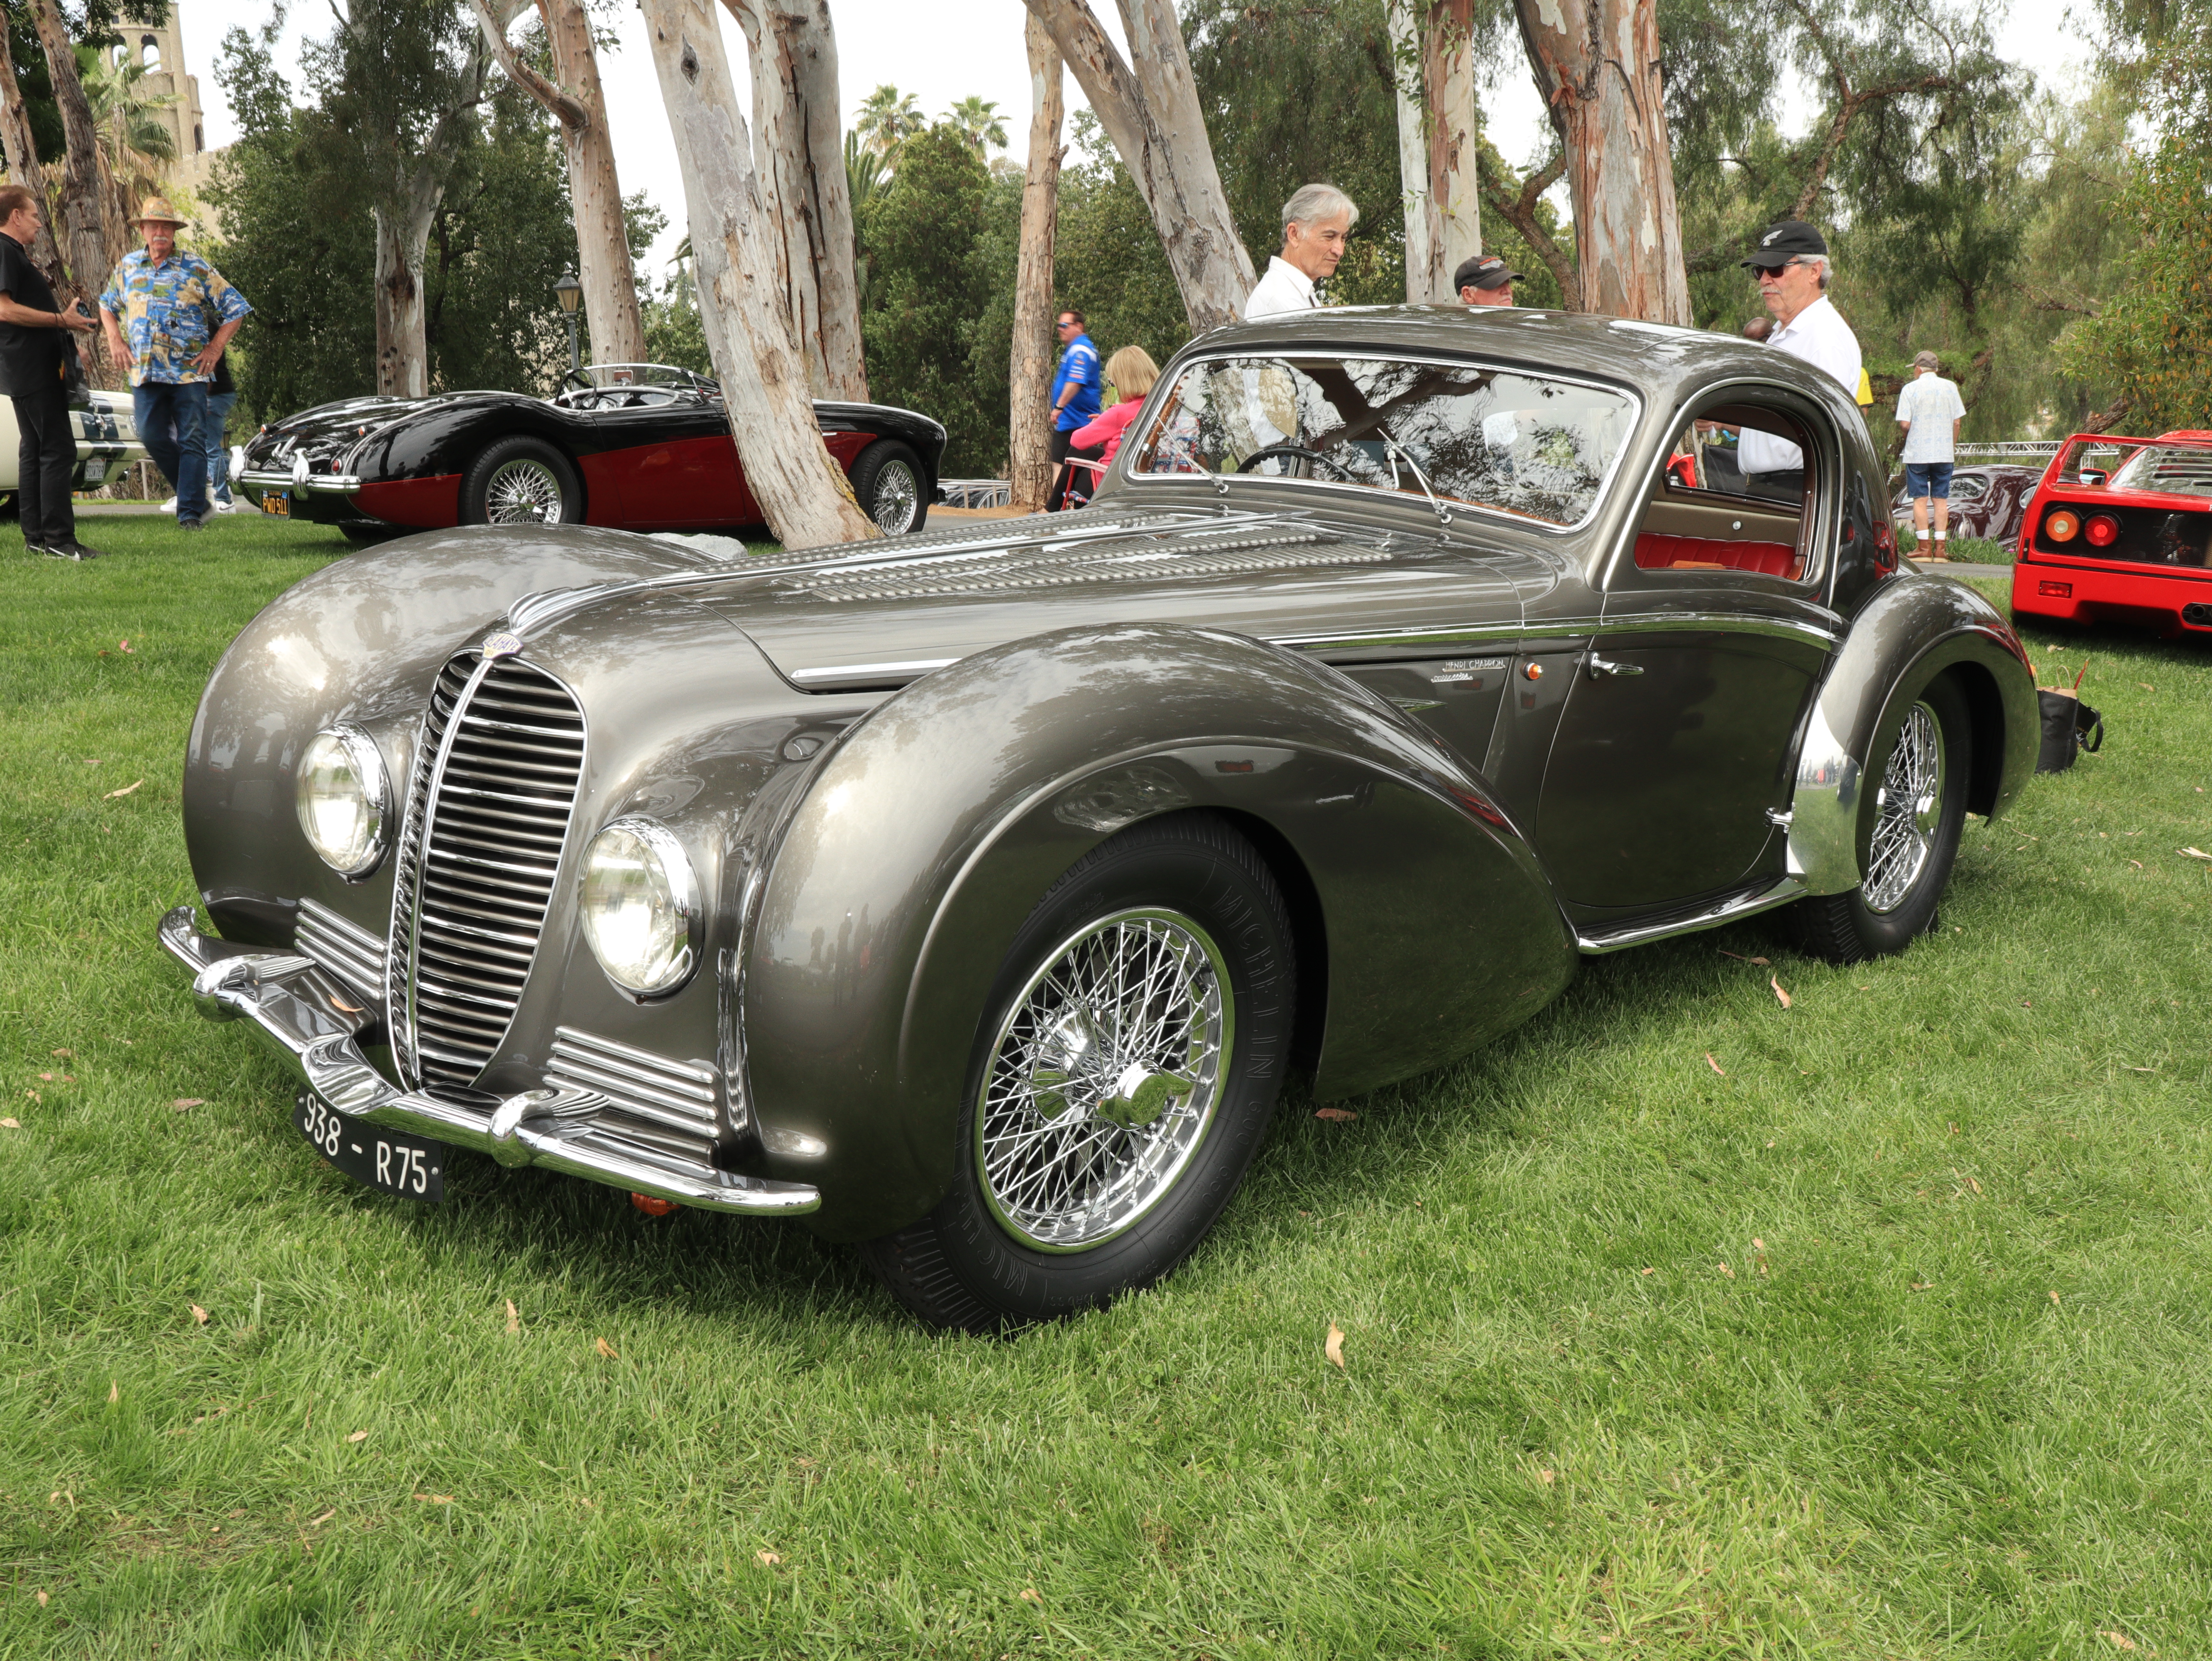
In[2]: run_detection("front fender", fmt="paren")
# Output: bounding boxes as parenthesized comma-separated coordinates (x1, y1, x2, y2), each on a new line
(743, 623, 1576, 1242)
(1787, 570, 2036, 894)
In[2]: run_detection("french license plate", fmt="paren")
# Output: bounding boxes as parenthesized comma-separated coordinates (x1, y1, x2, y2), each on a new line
(295, 1092, 445, 1201)
(261, 491, 290, 517)
(82, 456, 106, 484)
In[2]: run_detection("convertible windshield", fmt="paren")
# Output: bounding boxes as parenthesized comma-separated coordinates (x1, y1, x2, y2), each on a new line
(1125, 354, 1637, 527)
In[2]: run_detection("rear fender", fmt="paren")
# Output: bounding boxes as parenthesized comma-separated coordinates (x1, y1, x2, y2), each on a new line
(743, 623, 1576, 1242)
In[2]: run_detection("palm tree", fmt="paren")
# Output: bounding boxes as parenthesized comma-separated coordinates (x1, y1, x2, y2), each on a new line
(843, 131, 886, 310)
(81, 46, 177, 198)
(854, 84, 923, 161)
(946, 95, 1008, 159)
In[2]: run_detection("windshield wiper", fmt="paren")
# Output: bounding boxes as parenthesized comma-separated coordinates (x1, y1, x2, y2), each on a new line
(1375, 426, 1452, 527)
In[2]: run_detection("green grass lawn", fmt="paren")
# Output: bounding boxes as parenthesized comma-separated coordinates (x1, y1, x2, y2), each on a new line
(4, 519, 2210, 1657)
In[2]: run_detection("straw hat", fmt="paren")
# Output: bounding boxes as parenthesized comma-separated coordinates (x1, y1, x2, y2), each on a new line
(131, 196, 186, 228)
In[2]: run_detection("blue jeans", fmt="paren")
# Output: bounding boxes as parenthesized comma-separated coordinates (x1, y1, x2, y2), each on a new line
(1904, 461, 1955, 499)
(133, 379, 210, 523)
(203, 390, 237, 503)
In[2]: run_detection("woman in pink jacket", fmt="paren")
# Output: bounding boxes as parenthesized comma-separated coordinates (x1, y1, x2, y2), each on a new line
(1070, 346, 1160, 468)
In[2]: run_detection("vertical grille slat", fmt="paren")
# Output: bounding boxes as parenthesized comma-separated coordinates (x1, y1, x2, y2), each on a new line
(389, 654, 585, 1091)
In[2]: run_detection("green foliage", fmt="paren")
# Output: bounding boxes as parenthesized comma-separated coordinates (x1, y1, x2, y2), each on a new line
(2062, 136, 2212, 433)
(206, 24, 582, 423)
(857, 123, 1004, 473)
(853, 83, 923, 161)
(1049, 114, 1191, 375)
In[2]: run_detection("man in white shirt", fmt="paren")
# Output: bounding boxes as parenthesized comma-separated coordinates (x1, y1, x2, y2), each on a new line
(1895, 349, 1968, 556)
(1735, 220, 1861, 500)
(1243, 184, 1358, 320)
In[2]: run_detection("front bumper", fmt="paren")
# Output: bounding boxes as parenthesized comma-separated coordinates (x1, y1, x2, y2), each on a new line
(157, 906, 819, 1216)
(239, 468, 361, 497)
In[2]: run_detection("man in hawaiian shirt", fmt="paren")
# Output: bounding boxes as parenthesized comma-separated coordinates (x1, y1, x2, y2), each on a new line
(98, 196, 251, 531)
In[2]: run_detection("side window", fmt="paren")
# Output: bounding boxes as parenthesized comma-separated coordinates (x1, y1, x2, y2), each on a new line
(1629, 401, 1820, 584)
(1949, 473, 1990, 507)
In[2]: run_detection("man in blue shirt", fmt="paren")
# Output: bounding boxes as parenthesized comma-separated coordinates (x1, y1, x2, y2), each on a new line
(1047, 309, 1100, 511)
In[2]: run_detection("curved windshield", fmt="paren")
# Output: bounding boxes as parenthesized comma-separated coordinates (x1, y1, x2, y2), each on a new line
(1125, 354, 1638, 528)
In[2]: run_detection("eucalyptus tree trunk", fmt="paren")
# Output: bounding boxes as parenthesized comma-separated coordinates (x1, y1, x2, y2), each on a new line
(639, 0, 878, 546)
(0, 21, 65, 284)
(373, 190, 438, 398)
(1023, 0, 1252, 333)
(470, 0, 644, 366)
(1391, 0, 1481, 304)
(27, 0, 117, 310)
(1515, 0, 1691, 323)
(1009, 13, 1064, 512)
(723, 0, 867, 402)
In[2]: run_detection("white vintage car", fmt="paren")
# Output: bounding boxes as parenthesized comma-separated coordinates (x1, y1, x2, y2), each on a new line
(0, 388, 147, 502)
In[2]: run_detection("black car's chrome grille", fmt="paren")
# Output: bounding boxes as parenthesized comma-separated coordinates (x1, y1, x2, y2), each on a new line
(389, 654, 586, 1090)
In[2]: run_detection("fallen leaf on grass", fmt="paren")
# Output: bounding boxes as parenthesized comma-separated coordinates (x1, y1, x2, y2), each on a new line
(1314, 1107, 1356, 1122)
(346, 1429, 369, 1443)
(2129, 859, 2143, 870)
(2182, 848, 2212, 862)
(172, 1098, 203, 1112)
(1911, 1281, 1931, 1292)
(1324, 1324, 1346, 1369)
(505, 1298, 520, 1334)
(108, 1380, 118, 1404)
(1718, 950, 1770, 965)
(1019, 1588, 1043, 1605)
(1769, 975, 1792, 1009)
(411, 1493, 453, 1505)
(2049, 1291, 2062, 1305)
(756, 1550, 781, 1566)
(38, 1073, 53, 1082)
(103, 779, 144, 800)
(595, 1336, 619, 1360)
(117, 639, 133, 654)
(1704, 1053, 1725, 1076)
(308, 1510, 335, 1527)
(0, 1118, 19, 1130)
(2100, 1632, 2139, 1653)
(2123, 1064, 2155, 1073)
(35, 1591, 48, 1608)
(1536, 1468, 1555, 1485)
(1717, 1262, 1735, 1279)
(190, 1305, 208, 1326)
(1967, 1174, 1983, 1194)
(51, 1049, 71, 1058)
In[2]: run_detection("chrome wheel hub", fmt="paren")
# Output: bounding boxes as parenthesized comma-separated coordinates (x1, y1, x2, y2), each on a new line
(1865, 701, 1945, 914)
(484, 458, 565, 524)
(975, 909, 1232, 1252)
(869, 460, 919, 534)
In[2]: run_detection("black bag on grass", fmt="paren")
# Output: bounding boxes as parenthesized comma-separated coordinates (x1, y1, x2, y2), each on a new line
(2036, 691, 2104, 773)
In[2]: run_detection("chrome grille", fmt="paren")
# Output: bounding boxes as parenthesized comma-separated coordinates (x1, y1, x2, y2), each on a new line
(297, 898, 385, 1012)
(547, 1026, 720, 1163)
(386, 655, 474, 1085)
(393, 655, 586, 1089)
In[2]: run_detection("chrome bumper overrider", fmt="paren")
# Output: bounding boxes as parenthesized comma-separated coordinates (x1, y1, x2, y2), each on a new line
(157, 907, 819, 1216)
(238, 468, 362, 496)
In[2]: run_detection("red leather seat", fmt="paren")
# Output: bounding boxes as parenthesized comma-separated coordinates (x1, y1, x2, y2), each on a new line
(1634, 532, 1801, 579)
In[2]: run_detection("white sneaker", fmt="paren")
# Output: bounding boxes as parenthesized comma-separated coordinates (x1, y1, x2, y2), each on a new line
(212, 498, 238, 513)
(159, 495, 178, 513)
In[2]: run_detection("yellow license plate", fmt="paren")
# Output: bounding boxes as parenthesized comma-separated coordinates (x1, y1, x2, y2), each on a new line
(260, 492, 290, 517)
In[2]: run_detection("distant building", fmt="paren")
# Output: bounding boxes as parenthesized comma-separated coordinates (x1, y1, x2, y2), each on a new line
(112, 3, 225, 242)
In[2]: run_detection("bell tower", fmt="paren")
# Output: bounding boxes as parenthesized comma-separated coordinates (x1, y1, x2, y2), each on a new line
(117, 4, 208, 176)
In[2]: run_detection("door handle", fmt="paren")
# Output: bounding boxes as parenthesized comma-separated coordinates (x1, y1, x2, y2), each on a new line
(1588, 656, 1644, 679)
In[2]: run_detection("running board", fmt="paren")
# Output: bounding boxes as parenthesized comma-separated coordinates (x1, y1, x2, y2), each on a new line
(1574, 876, 1806, 955)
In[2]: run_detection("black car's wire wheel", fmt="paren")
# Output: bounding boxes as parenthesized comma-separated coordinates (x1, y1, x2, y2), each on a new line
(850, 439, 927, 535)
(861, 812, 1293, 1332)
(1792, 676, 1972, 963)
(460, 436, 582, 526)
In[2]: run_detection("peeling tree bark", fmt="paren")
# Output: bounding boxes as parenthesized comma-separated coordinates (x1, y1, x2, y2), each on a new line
(471, 0, 645, 367)
(0, 20, 66, 285)
(1009, 13, 1063, 513)
(1515, 0, 1690, 323)
(639, 0, 878, 547)
(722, 0, 867, 402)
(1023, 0, 1252, 333)
(1391, 0, 1480, 304)
(28, 0, 116, 312)
(373, 54, 488, 398)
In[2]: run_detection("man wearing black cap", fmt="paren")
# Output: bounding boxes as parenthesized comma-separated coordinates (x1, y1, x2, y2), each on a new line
(1454, 254, 1520, 307)
(1736, 219, 1860, 500)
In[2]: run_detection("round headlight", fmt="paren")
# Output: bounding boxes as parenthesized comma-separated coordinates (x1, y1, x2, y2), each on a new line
(295, 724, 390, 877)
(579, 817, 700, 997)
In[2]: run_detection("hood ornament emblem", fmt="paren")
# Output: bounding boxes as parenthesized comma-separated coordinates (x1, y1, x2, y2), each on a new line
(481, 630, 523, 659)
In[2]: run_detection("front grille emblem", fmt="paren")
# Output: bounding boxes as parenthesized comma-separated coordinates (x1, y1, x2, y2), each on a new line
(481, 631, 523, 659)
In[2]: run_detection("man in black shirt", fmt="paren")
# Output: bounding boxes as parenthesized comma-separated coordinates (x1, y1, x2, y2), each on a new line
(0, 184, 102, 560)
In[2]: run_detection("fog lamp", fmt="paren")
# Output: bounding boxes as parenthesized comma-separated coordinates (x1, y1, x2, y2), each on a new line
(579, 817, 700, 997)
(295, 725, 390, 877)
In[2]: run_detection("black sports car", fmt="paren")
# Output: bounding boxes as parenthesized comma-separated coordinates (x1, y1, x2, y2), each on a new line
(237, 363, 947, 543)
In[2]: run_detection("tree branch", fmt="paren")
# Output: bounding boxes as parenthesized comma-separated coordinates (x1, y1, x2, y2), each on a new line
(470, 0, 589, 129)
(1476, 144, 1578, 311)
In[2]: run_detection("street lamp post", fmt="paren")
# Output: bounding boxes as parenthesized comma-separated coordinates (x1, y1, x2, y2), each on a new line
(553, 271, 582, 373)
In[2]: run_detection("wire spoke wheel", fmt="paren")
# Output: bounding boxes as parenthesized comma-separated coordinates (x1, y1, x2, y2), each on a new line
(483, 457, 565, 524)
(1864, 701, 1945, 914)
(869, 459, 919, 534)
(976, 909, 1232, 1252)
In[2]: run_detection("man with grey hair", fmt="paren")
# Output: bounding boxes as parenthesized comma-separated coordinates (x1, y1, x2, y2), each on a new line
(1244, 183, 1358, 320)
(1896, 348, 1967, 556)
(1735, 219, 1860, 501)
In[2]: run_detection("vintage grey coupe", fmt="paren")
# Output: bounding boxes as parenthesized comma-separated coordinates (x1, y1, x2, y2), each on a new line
(161, 308, 2037, 1330)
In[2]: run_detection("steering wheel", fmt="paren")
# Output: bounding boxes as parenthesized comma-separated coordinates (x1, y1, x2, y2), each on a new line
(559, 368, 592, 394)
(1236, 443, 1357, 480)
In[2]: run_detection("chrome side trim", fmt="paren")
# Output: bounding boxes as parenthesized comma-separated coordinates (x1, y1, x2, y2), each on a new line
(789, 657, 958, 687)
(296, 898, 386, 1013)
(1273, 610, 1840, 657)
(546, 1026, 719, 1139)
(1575, 876, 1807, 954)
(1784, 701, 1865, 896)
(158, 907, 817, 1216)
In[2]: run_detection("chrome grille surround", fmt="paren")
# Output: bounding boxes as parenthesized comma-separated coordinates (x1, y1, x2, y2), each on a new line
(388, 653, 587, 1092)
(296, 897, 385, 1012)
(546, 1026, 720, 1164)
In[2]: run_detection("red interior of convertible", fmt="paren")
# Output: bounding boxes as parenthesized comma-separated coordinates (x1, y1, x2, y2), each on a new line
(1631, 402, 1814, 582)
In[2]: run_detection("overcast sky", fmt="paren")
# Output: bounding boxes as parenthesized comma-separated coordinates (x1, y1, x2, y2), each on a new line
(181, 0, 2099, 285)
